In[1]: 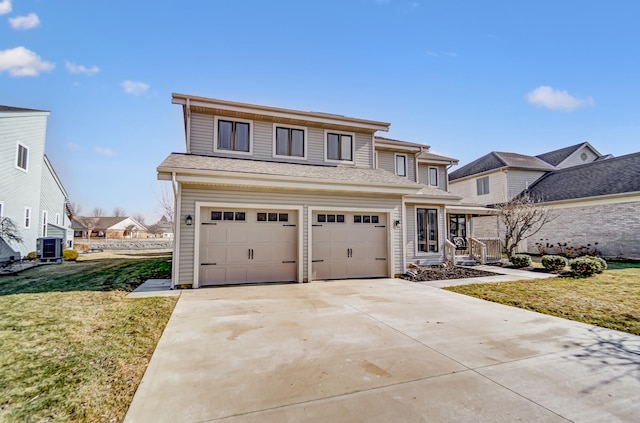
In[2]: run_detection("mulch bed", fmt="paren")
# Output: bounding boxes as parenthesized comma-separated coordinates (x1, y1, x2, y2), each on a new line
(401, 265, 498, 282)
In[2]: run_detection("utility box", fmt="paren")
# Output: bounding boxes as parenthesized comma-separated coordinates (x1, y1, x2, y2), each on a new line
(37, 237, 64, 262)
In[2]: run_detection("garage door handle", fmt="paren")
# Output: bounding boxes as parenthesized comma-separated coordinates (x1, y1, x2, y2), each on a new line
(375, 225, 386, 228)
(312, 259, 324, 263)
(201, 263, 217, 265)
(312, 224, 322, 227)
(282, 224, 296, 227)
(202, 222, 217, 225)
(347, 248, 352, 258)
(282, 260, 296, 264)
(375, 258, 386, 261)
(248, 249, 254, 260)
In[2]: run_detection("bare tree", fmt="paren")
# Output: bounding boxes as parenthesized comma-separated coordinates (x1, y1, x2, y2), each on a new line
(0, 217, 23, 245)
(66, 201, 83, 219)
(157, 183, 175, 224)
(132, 213, 146, 225)
(113, 207, 126, 217)
(91, 207, 105, 217)
(498, 193, 556, 260)
(146, 223, 163, 238)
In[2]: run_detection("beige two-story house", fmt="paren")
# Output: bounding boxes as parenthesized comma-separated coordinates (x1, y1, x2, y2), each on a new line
(158, 94, 496, 288)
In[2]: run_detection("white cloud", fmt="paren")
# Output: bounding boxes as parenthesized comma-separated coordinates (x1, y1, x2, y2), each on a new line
(65, 61, 100, 76)
(9, 13, 39, 30)
(0, 46, 54, 77)
(67, 142, 80, 151)
(121, 80, 149, 95)
(426, 51, 438, 57)
(94, 146, 115, 156)
(0, 0, 12, 15)
(526, 85, 594, 112)
(444, 52, 457, 57)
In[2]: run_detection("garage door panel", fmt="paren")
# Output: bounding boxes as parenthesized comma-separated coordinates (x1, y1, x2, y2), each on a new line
(199, 208, 298, 286)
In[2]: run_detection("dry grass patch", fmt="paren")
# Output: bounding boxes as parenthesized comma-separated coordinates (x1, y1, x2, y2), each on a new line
(0, 256, 177, 422)
(445, 268, 640, 335)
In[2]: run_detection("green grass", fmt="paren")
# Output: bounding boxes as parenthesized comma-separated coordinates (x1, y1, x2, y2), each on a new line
(445, 268, 640, 335)
(0, 257, 177, 422)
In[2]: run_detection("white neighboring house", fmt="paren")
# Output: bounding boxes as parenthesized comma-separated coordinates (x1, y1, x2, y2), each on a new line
(0, 106, 72, 261)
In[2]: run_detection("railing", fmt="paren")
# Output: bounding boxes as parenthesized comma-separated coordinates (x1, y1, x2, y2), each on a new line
(445, 239, 456, 265)
(475, 237, 502, 262)
(469, 238, 487, 264)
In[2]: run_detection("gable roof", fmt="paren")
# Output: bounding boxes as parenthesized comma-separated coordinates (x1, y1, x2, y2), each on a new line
(0, 105, 48, 113)
(535, 142, 601, 166)
(449, 151, 554, 181)
(526, 152, 640, 202)
(71, 216, 147, 231)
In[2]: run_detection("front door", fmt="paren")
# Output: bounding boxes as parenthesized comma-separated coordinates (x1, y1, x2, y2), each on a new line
(449, 214, 467, 252)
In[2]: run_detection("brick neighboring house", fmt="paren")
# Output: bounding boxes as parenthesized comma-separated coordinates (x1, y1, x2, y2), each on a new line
(71, 216, 148, 240)
(449, 143, 640, 259)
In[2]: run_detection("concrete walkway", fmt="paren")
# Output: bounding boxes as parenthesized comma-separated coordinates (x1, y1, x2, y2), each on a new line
(124, 277, 640, 423)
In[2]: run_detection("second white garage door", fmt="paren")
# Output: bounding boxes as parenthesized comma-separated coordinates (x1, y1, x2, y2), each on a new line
(311, 211, 388, 280)
(199, 208, 298, 286)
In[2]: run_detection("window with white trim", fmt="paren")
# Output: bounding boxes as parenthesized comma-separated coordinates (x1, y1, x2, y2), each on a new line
(476, 176, 490, 195)
(24, 207, 31, 229)
(214, 117, 252, 154)
(42, 210, 48, 237)
(417, 208, 438, 253)
(395, 154, 407, 177)
(16, 142, 29, 171)
(429, 167, 438, 186)
(274, 125, 306, 158)
(325, 131, 353, 162)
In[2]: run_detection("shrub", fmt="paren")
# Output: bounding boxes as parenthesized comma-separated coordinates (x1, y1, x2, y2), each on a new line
(511, 254, 532, 268)
(541, 255, 568, 271)
(63, 249, 79, 261)
(26, 251, 37, 260)
(569, 255, 607, 277)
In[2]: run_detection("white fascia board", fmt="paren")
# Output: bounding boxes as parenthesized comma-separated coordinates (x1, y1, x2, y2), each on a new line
(374, 143, 422, 153)
(0, 111, 50, 118)
(159, 168, 420, 195)
(172, 95, 389, 132)
(541, 191, 640, 208)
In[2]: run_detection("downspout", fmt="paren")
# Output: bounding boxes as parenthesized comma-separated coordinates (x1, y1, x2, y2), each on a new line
(445, 161, 454, 191)
(185, 98, 192, 154)
(414, 148, 422, 183)
(171, 172, 180, 289)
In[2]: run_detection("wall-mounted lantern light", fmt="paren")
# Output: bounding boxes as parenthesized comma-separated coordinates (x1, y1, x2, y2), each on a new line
(394, 219, 401, 229)
(186, 215, 193, 226)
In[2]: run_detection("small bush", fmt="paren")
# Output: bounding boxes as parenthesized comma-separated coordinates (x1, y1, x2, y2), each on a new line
(541, 255, 568, 271)
(569, 255, 607, 277)
(26, 251, 37, 260)
(63, 249, 79, 261)
(511, 254, 532, 268)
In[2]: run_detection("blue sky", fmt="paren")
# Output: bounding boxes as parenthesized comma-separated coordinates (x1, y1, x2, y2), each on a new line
(2, 0, 639, 222)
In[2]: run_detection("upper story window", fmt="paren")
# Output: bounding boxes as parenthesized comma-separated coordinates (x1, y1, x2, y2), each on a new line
(476, 176, 490, 195)
(274, 125, 306, 159)
(395, 154, 407, 177)
(429, 167, 438, 186)
(325, 131, 354, 163)
(42, 210, 48, 237)
(214, 117, 252, 155)
(16, 142, 29, 172)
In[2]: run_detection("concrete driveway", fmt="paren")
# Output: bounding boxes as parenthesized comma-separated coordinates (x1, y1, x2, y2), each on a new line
(125, 279, 640, 422)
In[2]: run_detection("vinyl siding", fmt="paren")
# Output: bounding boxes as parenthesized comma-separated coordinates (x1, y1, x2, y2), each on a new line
(189, 112, 373, 167)
(376, 151, 416, 181)
(557, 146, 599, 168)
(418, 164, 447, 190)
(40, 159, 69, 238)
(506, 170, 546, 199)
(0, 113, 48, 256)
(405, 204, 446, 265)
(176, 185, 404, 285)
(449, 170, 508, 205)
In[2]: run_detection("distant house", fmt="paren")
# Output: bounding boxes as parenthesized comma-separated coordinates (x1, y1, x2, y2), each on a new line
(449, 143, 640, 259)
(156, 215, 174, 238)
(71, 216, 148, 240)
(0, 106, 72, 261)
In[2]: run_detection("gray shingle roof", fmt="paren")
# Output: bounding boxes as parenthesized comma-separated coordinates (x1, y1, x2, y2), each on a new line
(449, 151, 555, 181)
(158, 153, 422, 187)
(0, 105, 47, 112)
(526, 152, 640, 202)
(418, 151, 458, 163)
(72, 216, 128, 230)
(536, 142, 587, 166)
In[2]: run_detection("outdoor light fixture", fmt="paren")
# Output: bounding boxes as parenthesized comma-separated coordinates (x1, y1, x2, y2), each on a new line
(394, 219, 401, 229)
(186, 215, 193, 226)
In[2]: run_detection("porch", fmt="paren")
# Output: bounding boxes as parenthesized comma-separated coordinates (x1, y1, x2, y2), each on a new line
(446, 206, 502, 265)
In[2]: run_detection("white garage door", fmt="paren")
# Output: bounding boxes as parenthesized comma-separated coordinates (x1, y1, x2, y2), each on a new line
(199, 208, 298, 286)
(312, 211, 388, 280)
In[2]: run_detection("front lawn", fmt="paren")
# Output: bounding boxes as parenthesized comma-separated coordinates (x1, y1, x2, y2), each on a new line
(0, 256, 177, 422)
(445, 268, 640, 335)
